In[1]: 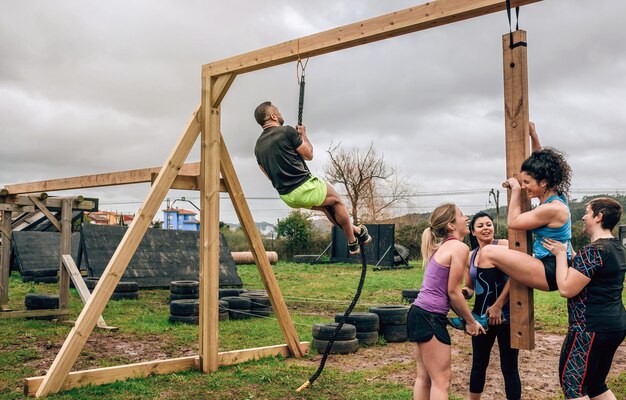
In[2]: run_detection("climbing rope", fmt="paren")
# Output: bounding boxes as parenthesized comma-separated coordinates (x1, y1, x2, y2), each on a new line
(296, 235, 368, 392)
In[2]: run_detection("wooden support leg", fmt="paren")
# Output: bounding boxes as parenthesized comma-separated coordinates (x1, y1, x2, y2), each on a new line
(1, 210, 12, 311)
(34, 106, 202, 398)
(503, 30, 535, 350)
(58, 199, 72, 312)
(220, 134, 305, 358)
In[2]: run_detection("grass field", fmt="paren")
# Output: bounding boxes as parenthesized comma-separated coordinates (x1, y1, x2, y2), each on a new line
(0, 261, 624, 399)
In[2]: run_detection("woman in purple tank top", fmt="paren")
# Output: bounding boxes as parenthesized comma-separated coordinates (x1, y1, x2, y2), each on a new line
(408, 203, 485, 399)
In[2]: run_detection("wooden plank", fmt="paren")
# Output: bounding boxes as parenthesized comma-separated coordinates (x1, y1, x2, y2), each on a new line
(61, 255, 111, 330)
(0, 309, 70, 319)
(58, 200, 71, 311)
(25, 342, 310, 396)
(35, 106, 202, 398)
(0, 204, 35, 213)
(150, 173, 227, 192)
(202, 0, 542, 77)
(211, 74, 237, 108)
(503, 30, 534, 351)
(199, 76, 222, 373)
(0, 210, 11, 310)
(4, 196, 95, 211)
(220, 134, 305, 358)
(25, 356, 199, 396)
(29, 196, 62, 232)
(3, 162, 201, 195)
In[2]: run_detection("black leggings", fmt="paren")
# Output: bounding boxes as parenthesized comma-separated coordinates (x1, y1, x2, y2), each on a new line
(470, 323, 521, 400)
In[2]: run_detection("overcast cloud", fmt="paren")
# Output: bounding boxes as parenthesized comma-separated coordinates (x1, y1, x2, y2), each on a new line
(1, 1, 625, 224)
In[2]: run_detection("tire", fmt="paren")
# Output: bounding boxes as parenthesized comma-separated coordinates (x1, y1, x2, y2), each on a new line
(312, 323, 357, 341)
(249, 308, 272, 318)
(170, 293, 198, 301)
(33, 276, 58, 284)
(229, 310, 251, 320)
(356, 331, 379, 346)
(25, 293, 59, 309)
(31, 269, 58, 278)
(221, 296, 251, 310)
(85, 278, 99, 291)
(219, 311, 229, 321)
(401, 289, 420, 300)
(115, 281, 139, 293)
(369, 305, 410, 325)
(312, 338, 359, 355)
(219, 300, 229, 311)
(334, 312, 379, 330)
(170, 299, 200, 316)
(111, 292, 139, 301)
(219, 288, 245, 298)
(241, 294, 271, 308)
(168, 314, 198, 324)
(380, 324, 408, 342)
(170, 281, 199, 295)
(22, 275, 34, 283)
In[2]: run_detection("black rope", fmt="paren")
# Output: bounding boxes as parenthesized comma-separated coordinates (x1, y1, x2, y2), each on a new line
(505, 0, 526, 49)
(297, 59, 307, 126)
(296, 235, 368, 392)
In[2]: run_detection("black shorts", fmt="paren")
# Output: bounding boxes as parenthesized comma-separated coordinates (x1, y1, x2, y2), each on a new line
(559, 330, 626, 399)
(407, 305, 451, 345)
(540, 255, 559, 291)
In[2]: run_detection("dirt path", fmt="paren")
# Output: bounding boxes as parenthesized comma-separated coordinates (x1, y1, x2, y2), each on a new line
(291, 330, 626, 399)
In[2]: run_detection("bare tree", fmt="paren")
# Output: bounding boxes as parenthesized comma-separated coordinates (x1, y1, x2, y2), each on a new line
(323, 142, 413, 223)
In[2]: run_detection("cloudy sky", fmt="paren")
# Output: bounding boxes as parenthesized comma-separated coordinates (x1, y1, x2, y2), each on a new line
(1, 1, 625, 224)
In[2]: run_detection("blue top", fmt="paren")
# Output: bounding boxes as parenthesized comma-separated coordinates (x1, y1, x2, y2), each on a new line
(469, 240, 510, 320)
(530, 194, 572, 259)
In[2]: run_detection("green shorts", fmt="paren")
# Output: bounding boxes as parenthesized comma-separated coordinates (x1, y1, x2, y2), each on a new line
(280, 176, 327, 209)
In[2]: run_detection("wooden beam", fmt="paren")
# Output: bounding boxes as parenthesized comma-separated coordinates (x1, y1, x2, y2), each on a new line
(199, 76, 222, 373)
(3, 162, 201, 195)
(35, 106, 202, 398)
(211, 74, 236, 108)
(202, 0, 542, 77)
(0, 210, 11, 310)
(503, 30, 534, 351)
(61, 255, 113, 330)
(3, 196, 95, 211)
(150, 173, 227, 192)
(29, 196, 62, 232)
(25, 342, 310, 396)
(220, 134, 305, 358)
(0, 203, 35, 213)
(0, 309, 70, 319)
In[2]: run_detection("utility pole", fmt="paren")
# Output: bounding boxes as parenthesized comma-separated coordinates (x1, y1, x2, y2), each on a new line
(489, 189, 500, 236)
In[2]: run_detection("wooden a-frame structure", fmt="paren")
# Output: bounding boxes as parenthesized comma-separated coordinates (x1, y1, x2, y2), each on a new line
(3, 0, 543, 396)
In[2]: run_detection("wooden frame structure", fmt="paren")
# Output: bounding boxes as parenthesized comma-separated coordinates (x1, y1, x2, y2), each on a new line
(1, 0, 543, 396)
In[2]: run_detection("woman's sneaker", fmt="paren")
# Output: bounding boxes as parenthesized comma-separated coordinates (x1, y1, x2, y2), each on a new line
(348, 239, 360, 255)
(355, 225, 372, 245)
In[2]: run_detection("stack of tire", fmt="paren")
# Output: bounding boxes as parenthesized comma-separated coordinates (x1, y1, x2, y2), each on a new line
(22, 269, 58, 284)
(168, 299, 229, 324)
(311, 323, 358, 354)
(334, 312, 379, 346)
(221, 296, 251, 320)
(401, 288, 420, 304)
(24, 293, 59, 319)
(85, 277, 139, 300)
(218, 288, 246, 298)
(240, 291, 272, 318)
(369, 305, 410, 343)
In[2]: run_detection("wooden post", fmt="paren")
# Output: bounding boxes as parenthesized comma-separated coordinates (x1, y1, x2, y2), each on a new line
(58, 199, 72, 311)
(35, 106, 202, 398)
(503, 30, 534, 350)
(220, 136, 305, 358)
(199, 76, 222, 373)
(1, 210, 11, 311)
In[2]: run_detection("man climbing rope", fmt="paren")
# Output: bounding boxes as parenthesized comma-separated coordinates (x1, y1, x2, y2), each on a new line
(254, 101, 371, 254)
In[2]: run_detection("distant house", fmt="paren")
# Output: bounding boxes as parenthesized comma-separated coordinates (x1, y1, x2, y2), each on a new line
(85, 211, 133, 226)
(162, 208, 200, 231)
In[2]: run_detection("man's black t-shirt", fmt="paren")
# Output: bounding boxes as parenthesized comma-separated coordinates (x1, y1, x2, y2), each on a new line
(569, 238, 626, 332)
(254, 125, 311, 195)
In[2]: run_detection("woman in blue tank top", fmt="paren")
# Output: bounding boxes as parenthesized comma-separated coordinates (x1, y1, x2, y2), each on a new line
(407, 203, 486, 399)
(480, 122, 572, 292)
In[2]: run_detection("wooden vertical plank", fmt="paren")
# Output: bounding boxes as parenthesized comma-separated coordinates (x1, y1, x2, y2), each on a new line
(0, 210, 11, 311)
(503, 30, 535, 350)
(35, 106, 202, 398)
(199, 76, 221, 373)
(58, 199, 72, 311)
(220, 135, 305, 358)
